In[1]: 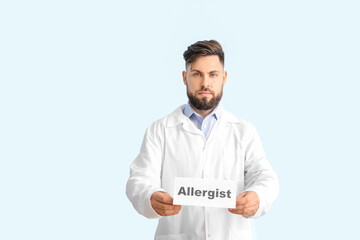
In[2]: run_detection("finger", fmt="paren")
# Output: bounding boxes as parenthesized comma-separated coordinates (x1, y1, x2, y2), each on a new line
(152, 200, 177, 211)
(236, 191, 259, 206)
(152, 192, 174, 204)
(236, 193, 248, 205)
(163, 207, 181, 216)
(236, 200, 259, 210)
(157, 205, 182, 216)
(229, 204, 258, 215)
(242, 205, 259, 216)
(236, 198, 247, 206)
(152, 199, 182, 211)
(229, 201, 258, 212)
(236, 192, 247, 199)
(228, 208, 242, 214)
(244, 191, 259, 203)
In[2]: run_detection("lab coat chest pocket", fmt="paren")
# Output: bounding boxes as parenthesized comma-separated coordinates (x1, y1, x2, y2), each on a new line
(223, 148, 245, 183)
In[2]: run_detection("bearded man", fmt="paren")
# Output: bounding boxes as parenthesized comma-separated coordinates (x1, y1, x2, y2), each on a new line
(126, 40, 279, 240)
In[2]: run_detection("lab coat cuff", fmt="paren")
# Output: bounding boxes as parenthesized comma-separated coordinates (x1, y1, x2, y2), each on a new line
(145, 188, 165, 219)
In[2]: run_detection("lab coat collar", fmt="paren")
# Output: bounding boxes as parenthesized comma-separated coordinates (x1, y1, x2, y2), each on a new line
(166, 104, 241, 129)
(166, 105, 188, 128)
(183, 102, 223, 121)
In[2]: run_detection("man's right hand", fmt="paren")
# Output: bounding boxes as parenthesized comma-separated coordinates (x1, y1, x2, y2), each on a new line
(150, 191, 182, 216)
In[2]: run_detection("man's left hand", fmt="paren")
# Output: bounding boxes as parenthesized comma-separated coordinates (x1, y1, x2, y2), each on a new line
(228, 191, 259, 217)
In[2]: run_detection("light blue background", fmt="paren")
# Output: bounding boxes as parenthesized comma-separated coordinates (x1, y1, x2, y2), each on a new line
(1, 0, 359, 239)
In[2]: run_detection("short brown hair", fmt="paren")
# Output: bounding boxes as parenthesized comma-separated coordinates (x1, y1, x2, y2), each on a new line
(183, 40, 224, 70)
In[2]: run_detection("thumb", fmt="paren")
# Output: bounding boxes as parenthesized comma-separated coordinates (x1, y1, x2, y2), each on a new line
(236, 192, 248, 205)
(237, 192, 247, 198)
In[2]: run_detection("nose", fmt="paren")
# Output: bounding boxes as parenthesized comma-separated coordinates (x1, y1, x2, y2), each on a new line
(201, 76, 210, 88)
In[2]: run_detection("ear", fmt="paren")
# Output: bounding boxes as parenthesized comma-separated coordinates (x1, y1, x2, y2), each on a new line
(182, 71, 187, 85)
(223, 71, 227, 85)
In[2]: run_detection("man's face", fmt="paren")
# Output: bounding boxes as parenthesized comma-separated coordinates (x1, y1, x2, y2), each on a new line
(182, 55, 227, 111)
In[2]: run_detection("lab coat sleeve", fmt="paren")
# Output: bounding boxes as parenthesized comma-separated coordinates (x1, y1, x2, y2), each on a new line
(126, 122, 165, 219)
(243, 125, 279, 219)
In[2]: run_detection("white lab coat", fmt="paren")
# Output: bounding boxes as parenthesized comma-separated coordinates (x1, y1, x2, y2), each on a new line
(126, 105, 279, 240)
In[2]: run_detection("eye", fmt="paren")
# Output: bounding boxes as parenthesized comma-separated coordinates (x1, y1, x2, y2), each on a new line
(193, 73, 200, 77)
(210, 73, 217, 77)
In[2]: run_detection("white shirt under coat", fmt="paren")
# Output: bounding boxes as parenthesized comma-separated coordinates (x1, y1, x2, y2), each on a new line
(182, 102, 222, 139)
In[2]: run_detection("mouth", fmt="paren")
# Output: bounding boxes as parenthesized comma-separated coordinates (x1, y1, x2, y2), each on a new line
(198, 91, 213, 96)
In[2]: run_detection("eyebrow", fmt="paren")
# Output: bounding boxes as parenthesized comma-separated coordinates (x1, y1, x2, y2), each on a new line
(190, 69, 221, 73)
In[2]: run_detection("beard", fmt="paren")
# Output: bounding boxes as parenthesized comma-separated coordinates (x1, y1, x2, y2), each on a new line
(186, 86, 223, 111)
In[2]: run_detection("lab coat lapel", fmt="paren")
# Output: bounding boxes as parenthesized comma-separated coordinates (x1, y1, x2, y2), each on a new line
(166, 105, 203, 136)
(182, 118, 204, 136)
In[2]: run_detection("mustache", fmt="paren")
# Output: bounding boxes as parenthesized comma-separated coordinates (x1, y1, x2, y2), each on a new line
(196, 88, 214, 95)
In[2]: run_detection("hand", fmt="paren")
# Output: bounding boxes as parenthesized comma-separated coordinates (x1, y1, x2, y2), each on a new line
(228, 191, 259, 217)
(150, 191, 182, 216)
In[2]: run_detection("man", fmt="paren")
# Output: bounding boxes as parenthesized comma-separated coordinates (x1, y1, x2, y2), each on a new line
(126, 40, 279, 240)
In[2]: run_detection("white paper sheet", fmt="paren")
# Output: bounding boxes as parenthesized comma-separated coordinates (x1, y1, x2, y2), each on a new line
(173, 177, 237, 208)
